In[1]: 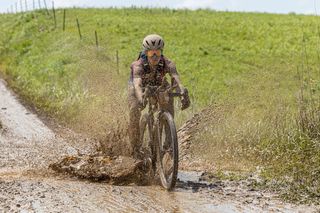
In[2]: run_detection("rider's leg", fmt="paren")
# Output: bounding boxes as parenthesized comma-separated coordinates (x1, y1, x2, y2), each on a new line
(128, 82, 142, 157)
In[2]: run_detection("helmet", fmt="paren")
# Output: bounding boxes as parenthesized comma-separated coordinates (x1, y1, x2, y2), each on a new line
(142, 34, 164, 50)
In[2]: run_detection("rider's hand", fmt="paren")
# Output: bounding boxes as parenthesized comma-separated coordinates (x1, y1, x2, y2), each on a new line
(180, 88, 190, 110)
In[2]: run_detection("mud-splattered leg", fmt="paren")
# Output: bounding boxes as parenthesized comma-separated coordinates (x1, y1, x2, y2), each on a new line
(128, 83, 142, 157)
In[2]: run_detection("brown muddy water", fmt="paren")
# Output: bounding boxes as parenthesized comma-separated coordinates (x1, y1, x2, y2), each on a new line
(0, 79, 318, 213)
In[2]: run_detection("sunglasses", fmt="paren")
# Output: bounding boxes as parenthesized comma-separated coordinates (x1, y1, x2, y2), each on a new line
(146, 49, 162, 57)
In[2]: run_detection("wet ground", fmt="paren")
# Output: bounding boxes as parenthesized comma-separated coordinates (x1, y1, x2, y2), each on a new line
(0, 79, 319, 213)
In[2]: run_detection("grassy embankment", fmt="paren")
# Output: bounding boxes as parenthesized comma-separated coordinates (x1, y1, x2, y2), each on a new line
(0, 8, 319, 202)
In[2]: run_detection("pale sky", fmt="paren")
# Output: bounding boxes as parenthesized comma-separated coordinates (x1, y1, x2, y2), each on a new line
(1, 0, 320, 15)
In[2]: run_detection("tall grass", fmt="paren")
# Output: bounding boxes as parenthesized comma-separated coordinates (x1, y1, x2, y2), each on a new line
(191, 28, 320, 202)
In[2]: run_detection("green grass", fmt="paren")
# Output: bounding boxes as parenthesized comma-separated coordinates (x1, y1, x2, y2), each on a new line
(0, 8, 319, 202)
(0, 9, 319, 110)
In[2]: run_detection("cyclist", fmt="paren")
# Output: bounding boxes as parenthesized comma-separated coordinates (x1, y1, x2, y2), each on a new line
(128, 34, 190, 159)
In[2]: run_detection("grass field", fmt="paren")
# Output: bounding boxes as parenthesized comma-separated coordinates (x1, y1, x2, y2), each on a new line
(0, 8, 319, 202)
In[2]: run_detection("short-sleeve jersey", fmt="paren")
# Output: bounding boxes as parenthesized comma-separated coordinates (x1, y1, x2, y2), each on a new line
(130, 56, 178, 86)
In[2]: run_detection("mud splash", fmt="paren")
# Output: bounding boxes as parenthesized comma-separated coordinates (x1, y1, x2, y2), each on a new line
(49, 154, 151, 185)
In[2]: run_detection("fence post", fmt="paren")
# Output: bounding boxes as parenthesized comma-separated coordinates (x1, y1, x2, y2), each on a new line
(95, 30, 99, 48)
(62, 9, 66, 31)
(116, 50, 119, 74)
(52, 1, 56, 28)
(20, 0, 23, 13)
(43, 0, 49, 15)
(76, 18, 82, 40)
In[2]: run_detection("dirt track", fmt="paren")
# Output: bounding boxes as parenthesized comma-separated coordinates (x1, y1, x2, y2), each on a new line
(0, 79, 318, 213)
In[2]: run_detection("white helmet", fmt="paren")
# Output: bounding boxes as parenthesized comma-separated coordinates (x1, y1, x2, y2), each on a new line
(142, 34, 164, 50)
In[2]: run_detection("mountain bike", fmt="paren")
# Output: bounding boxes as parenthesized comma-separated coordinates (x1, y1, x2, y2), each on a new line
(139, 81, 183, 190)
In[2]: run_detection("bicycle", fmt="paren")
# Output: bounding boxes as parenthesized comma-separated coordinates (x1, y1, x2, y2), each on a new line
(139, 81, 185, 190)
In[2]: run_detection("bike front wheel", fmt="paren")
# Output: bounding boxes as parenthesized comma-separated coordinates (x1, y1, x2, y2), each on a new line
(156, 111, 178, 191)
(140, 114, 156, 174)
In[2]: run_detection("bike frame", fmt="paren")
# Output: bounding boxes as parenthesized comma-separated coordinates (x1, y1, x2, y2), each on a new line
(141, 83, 181, 190)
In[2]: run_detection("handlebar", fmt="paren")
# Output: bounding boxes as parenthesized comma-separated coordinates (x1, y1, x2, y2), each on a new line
(143, 84, 182, 98)
(141, 83, 189, 111)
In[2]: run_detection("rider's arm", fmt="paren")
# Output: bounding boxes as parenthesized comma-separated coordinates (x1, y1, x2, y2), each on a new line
(167, 59, 190, 110)
(171, 73, 185, 93)
(167, 61, 185, 93)
(131, 61, 144, 105)
(133, 77, 143, 104)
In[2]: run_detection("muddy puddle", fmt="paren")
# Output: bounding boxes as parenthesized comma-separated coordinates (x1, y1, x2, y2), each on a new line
(177, 171, 219, 192)
(49, 154, 214, 189)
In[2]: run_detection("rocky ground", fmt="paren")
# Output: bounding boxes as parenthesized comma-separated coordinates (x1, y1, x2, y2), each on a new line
(0, 78, 319, 213)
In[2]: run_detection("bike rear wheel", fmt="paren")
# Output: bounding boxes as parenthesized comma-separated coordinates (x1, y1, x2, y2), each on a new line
(156, 111, 178, 191)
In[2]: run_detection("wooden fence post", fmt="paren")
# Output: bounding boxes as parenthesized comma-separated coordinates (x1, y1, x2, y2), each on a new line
(52, 1, 56, 28)
(116, 50, 119, 74)
(20, 0, 23, 13)
(76, 18, 82, 39)
(43, 0, 49, 15)
(63, 9, 66, 31)
(95, 30, 99, 48)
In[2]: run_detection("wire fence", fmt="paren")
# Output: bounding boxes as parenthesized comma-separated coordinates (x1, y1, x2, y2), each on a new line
(0, 0, 198, 103)
(1, 0, 121, 73)
(3, 0, 48, 14)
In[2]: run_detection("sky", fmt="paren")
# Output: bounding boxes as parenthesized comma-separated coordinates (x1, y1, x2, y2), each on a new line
(1, 0, 320, 15)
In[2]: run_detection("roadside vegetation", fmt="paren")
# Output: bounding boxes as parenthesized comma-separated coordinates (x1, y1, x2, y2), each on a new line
(0, 8, 319, 202)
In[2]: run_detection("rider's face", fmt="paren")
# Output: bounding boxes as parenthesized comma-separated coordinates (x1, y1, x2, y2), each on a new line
(146, 49, 161, 66)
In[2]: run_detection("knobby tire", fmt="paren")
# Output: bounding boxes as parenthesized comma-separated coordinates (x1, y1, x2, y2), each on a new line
(156, 111, 178, 191)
